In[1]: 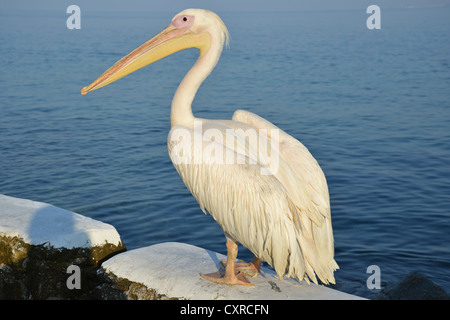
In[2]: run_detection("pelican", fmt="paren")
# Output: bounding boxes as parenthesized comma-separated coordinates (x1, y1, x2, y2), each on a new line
(81, 9, 338, 286)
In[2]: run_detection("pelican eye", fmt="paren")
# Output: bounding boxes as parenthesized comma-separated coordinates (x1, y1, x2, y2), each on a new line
(183, 17, 188, 22)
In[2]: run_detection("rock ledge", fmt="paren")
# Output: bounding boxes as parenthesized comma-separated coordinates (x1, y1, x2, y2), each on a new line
(0, 194, 125, 299)
(1, 194, 364, 300)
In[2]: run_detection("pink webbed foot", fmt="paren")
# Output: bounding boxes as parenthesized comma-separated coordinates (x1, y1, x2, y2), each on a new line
(200, 239, 258, 286)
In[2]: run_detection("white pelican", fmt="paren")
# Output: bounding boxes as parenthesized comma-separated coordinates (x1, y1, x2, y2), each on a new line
(81, 9, 338, 286)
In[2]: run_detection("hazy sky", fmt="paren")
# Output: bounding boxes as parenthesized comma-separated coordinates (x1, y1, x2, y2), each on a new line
(2, 0, 449, 13)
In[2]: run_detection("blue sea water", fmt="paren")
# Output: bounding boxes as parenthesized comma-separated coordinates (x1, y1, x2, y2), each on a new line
(1, 8, 449, 299)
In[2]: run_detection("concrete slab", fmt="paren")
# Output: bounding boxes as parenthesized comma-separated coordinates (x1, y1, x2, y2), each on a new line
(102, 242, 364, 300)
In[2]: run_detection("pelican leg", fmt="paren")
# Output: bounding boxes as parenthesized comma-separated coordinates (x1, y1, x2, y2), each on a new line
(220, 256, 261, 278)
(200, 238, 253, 286)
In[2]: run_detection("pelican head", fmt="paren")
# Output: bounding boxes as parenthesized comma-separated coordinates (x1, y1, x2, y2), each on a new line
(81, 9, 229, 95)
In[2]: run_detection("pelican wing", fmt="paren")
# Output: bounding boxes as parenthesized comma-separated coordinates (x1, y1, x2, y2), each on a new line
(233, 110, 329, 220)
(168, 124, 307, 281)
(232, 110, 338, 283)
(168, 117, 338, 284)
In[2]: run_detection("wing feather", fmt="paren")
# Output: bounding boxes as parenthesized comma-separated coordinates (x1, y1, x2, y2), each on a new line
(232, 110, 339, 283)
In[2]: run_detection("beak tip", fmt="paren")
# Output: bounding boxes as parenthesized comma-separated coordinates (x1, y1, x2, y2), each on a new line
(81, 87, 89, 95)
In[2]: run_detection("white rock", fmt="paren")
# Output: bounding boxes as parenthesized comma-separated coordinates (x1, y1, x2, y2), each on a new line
(0, 194, 122, 249)
(102, 242, 364, 300)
